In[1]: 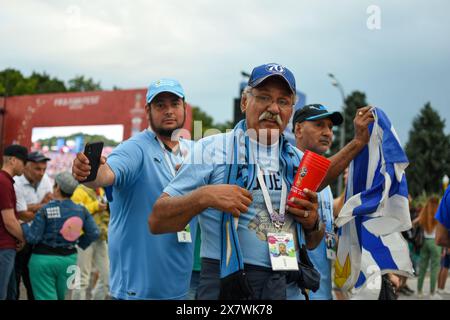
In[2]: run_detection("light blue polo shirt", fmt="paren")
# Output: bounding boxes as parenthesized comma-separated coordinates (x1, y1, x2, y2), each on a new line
(308, 186, 334, 300)
(107, 130, 197, 300)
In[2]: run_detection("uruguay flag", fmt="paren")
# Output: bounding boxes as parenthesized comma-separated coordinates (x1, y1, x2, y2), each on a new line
(334, 107, 414, 293)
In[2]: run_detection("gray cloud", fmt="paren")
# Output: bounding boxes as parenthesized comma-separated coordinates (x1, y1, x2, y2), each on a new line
(1, 0, 449, 144)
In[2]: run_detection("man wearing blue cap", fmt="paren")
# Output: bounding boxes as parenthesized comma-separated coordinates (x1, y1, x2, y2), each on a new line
(150, 63, 374, 300)
(72, 78, 197, 300)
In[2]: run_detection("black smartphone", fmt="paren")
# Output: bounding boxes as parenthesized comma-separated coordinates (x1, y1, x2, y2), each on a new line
(83, 141, 104, 182)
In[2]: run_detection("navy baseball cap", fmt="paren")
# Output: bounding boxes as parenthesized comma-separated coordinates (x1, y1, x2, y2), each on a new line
(146, 78, 185, 104)
(27, 151, 50, 163)
(293, 104, 343, 129)
(248, 63, 296, 94)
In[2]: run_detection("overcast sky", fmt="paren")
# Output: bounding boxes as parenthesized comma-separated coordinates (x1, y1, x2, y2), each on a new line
(1, 0, 449, 144)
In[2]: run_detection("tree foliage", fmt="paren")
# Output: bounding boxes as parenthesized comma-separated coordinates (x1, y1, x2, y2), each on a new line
(68, 75, 101, 92)
(329, 91, 368, 156)
(190, 106, 233, 140)
(405, 103, 450, 197)
(0, 68, 102, 96)
(326, 91, 368, 195)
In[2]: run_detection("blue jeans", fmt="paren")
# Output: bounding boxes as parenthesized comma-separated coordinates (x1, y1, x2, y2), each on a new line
(0, 249, 16, 300)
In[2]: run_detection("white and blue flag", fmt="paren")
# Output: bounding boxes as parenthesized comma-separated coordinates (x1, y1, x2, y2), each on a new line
(334, 107, 414, 293)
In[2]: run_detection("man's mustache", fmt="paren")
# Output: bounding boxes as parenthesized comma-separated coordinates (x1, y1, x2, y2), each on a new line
(258, 111, 283, 126)
(319, 138, 331, 145)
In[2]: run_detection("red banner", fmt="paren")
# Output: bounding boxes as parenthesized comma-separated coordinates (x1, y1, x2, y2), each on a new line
(1, 89, 192, 149)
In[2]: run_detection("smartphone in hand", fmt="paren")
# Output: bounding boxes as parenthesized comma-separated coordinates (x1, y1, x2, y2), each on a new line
(83, 141, 104, 182)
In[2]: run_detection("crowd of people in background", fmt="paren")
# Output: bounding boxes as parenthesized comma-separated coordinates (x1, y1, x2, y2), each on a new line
(0, 146, 106, 300)
(1, 62, 450, 301)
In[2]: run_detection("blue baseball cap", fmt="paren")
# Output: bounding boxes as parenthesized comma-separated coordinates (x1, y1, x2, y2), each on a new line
(248, 63, 296, 94)
(146, 78, 185, 104)
(293, 104, 343, 129)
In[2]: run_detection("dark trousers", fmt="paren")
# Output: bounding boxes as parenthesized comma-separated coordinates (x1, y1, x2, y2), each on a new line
(197, 258, 289, 300)
(12, 243, 34, 300)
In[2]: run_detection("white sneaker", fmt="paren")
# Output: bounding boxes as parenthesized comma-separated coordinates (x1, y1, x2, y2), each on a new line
(417, 292, 424, 299)
(437, 288, 450, 295)
(430, 293, 443, 300)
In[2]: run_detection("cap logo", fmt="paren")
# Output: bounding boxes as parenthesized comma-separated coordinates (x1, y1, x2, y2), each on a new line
(309, 105, 326, 111)
(294, 167, 308, 187)
(265, 63, 285, 74)
(153, 79, 176, 88)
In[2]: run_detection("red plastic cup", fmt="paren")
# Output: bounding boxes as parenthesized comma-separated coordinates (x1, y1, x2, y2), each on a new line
(287, 150, 331, 209)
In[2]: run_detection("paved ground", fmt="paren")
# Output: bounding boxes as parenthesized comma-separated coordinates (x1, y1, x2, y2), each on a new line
(19, 273, 450, 300)
(348, 272, 450, 300)
(398, 274, 450, 300)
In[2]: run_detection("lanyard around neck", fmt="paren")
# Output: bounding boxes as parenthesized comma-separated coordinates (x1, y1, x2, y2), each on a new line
(256, 166, 287, 230)
(156, 137, 179, 177)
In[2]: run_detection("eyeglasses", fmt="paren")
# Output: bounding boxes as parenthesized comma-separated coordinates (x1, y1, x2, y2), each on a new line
(247, 91, 293, 109)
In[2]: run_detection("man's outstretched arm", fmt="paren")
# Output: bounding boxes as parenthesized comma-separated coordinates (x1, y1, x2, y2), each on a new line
(149, 185, 253, 234)
(72, 153, 115, 189)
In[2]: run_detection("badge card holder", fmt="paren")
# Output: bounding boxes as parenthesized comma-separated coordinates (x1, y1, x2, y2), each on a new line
(267, 232, 299, 271)
(177, 224, 192, 243)
(325, 231, 337, 260)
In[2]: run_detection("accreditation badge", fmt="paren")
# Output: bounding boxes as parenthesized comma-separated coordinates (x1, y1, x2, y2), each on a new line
(177, 224, 192, 243)
(267, 232, 299, 271)
(325, 231, 337, 260)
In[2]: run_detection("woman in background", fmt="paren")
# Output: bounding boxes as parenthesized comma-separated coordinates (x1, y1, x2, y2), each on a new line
(414, 196, 442, 299)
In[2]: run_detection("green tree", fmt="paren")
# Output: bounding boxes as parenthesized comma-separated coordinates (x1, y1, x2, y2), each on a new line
(68, 75, 102, 92)
(0, 68, 34, 96)
(327, 91, 368, 195)
(190, 106, 215, 140)
(405, 103, 450, 197)
(29, 71, 67, 94)
(190, 106, 234, 140)
(330, 91, 368, 155)
(0, 68, 104, 96)
(215, 120, 234, 133)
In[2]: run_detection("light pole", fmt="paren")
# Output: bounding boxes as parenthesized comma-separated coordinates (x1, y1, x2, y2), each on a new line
(241, 71, 251, 79)
(329, 73, 346, 195)
(443, 174, 449, 191)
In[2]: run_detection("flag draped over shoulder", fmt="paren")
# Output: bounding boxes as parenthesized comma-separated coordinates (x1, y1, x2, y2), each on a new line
(334, 107, 414, 293)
